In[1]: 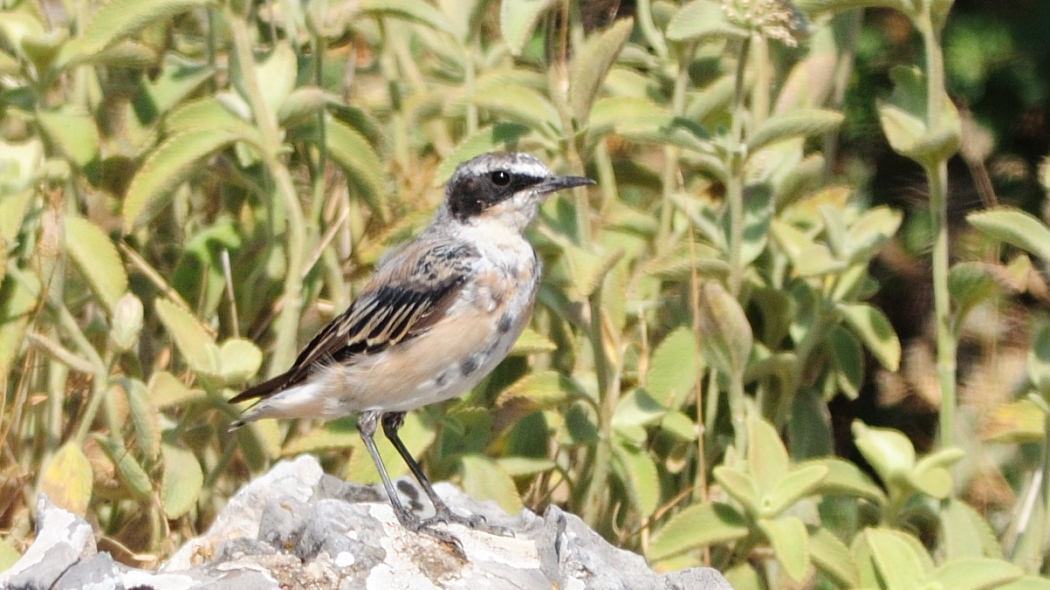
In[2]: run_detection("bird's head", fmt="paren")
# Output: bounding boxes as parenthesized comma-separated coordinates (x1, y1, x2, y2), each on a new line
(443, 152, 594, 233)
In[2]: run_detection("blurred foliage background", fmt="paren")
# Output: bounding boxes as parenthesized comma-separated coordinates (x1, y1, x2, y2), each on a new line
(2, 0, 1050, 587)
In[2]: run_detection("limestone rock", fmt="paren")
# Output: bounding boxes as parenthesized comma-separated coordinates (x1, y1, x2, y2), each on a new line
(1, 456, 733, 590)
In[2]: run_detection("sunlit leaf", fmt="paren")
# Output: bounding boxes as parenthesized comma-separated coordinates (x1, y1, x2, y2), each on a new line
(758, 516, 810, 582)
(877, 66, 960, 166)
(810, 526, 859, 589)
(63, 215, 127, 313)
(837, 302, 900, 371)
(698, 281, 753, 377)
(41, 442, 93, 515)
(0, 272, 39, 374)
(360, 0, 455, 33)
(568, 17, 634, 123)
(967, 207, 1050, 262)
(459, 454, 522, 515)
(980, 399, 1045, 443)
(501, 0, 556, 57)
(611, 442, 660, 518)
(748, 109, 843, 154)
(714, 466, 760, 515)
(648, 501, 748, 561)
(154, 297, 220, 376)
(326, 118, 386, 217)
(646, 326, 700, 409)
(926, 558, 1023, 590)
(123, 379, 160, 461)
(808, 457, 886, 505)
(36, 109, 99, 172)
(763, 464, 827, 517)
(863, 528, 932, 590)
(666, 0, 747, 42)
(852, 421, 915, 486)
(219, 338, 263, 385)
(94, 435, 153, 501)
(940, 498, 1004, 560)
(161, 443, 203, 519)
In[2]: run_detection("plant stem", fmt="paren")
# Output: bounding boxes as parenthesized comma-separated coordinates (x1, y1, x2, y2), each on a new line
(228, 12, 308, 374)
(918, 14, 956, 449)
(580, 287, 619, 528)
(657, 42, 695, 251)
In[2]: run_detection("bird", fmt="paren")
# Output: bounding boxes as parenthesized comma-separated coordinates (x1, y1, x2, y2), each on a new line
(229, 151, 594, 547)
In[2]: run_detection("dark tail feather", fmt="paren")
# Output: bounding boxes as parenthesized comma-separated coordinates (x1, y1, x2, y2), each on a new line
(228, 372, 289, 404)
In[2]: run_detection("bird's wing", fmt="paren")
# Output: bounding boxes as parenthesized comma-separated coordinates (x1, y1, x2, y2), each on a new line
(230, 240, 480, 403)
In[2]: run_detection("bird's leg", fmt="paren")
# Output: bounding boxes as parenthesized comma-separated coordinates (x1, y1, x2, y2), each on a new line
(357, 411, 464, 552)
(381, 412, 512, 536)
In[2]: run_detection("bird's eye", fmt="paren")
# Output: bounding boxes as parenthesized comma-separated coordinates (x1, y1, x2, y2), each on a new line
(490, 170, 511, 186)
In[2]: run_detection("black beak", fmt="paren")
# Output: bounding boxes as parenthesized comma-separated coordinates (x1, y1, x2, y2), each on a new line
(536, 175, 595, 195)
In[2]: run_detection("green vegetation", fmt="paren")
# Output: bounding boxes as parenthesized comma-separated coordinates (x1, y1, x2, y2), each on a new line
(2, 0, 1050, 587)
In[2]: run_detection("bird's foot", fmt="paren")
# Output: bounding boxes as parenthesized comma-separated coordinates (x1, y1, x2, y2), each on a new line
(431, 504, 513, 537)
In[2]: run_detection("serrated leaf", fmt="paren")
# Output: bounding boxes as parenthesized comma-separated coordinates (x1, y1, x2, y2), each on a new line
(648, 501, 748, 561)
(758, 516, 810, 582)
(41, 442, 93, 515)
(360, 0, 454, 33)
(808, 457, 886, 505)
(660, 410, 698, 441)
(165, 97, 255, 134)
(500, 0, 555, 56)
(149, 370, 205, 408)
(698, 281, 753, 376)
(646, 326, 700, 409)
(459, 454, 521, 515)
(864, 528, 932, 590)
(980, 399, 1045, 443)
(123, 128, 244, 230)
(326, 118, 386, 217)
(927, 558, 1022, 590)
(562, 244, 623, 300)
(941, 498, 1004, 560)
(433, 123, 534, 185)
(568, 17, 634, 123)
(63, 215, 127, 313)
(837, 302, 900, 371)
(611, 442, 660, 518)
(967, 207, 1050, 262)
(748, 416, 789, 494)
(763, 464, 827, 517)
(612, 388, 666, 429)
(748, 109, 843, 154)
(666, 0, 748, 42)
(154, 298, 220, 376)
(219, 338, 263, 385)
(494, 371, 583, 430)
(714, 466, 760, 514)
(94, 435, 152, 501)
(161, 443, 203, 519)
(57, 0, 212, 67)
(36, 109, 99, 170)
(122, 379, 160, 461)
(472, 81, 560, 132)
(810, 526, 859, 589)
(231, 43, 296, 120)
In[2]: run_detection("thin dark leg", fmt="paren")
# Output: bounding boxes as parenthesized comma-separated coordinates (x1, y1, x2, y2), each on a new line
(381, 412, 510, 536)
(357, 411, 462, 550)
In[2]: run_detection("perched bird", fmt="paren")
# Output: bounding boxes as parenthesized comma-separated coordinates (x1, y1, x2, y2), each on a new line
(229, 152, 593, 546)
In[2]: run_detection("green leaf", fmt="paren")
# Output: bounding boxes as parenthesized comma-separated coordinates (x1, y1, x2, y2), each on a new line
(500, 0, 556, 57)
(165, 97, 256, 135)
(219, 338, 263, 385)
(837, 302, 900, 371)
(360, 0, 455, 33)
(496, 456, 556, 477)
(646, 326, 700, 409)
(231, 43, 297, 121)
(326, 118, 386, 218)
(41, 442, 93, 515)
(471, 81, 560, 132)
(494, 370, 583, 431)
(949, 263, 1000, 330)
(748, 109, 843, 154)
(161, 442, 203, 519)
(36, 109, 100, 171)
(611, 441, 660, 518)
(665, 0, 748, 42)
(459, 454, 522, 515)
(748, 416, 789, 494)
(510, 327, 557, 355)
(277, 87, 327, 127)
(57, 0, 212, 67)
(967, 207, 1050, 262)
(94, 435, 153, 501)
(698, 281, 753, 377)
(808, 457, 886, 505)
(154, 297, 220, 376)
(562, 244, 624, 300)
(810, 527, 859, 589)
(434, 123, 534, 185)
(0, 537, 20, 574)
(877, 66, 960, 166)
(123, 128, 244, 230)
(940, 498, 1004, 560)
(910, 447, 964, 499)
(0, 272, 38, 373)
(123, 378, 160, 461)
(714, 466, 760, 515)
(847, 206, 902, 263)
(770, 220, 845, 277)
(149, 370, 206, 408)
(794, 0, 912, 16)
(763, 464, 827, 517)
(926, 558, 1022, 590)
(568, 17, 634, 123)
(758, 516, 810, 583)
(996, 577, 1050, 590)
(648, 502, 749, 561)
(63, 215, 127, 313)
(852, 421, 915, 485)
(829, 326, 863, 399)
(864, 528, 932, 590)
